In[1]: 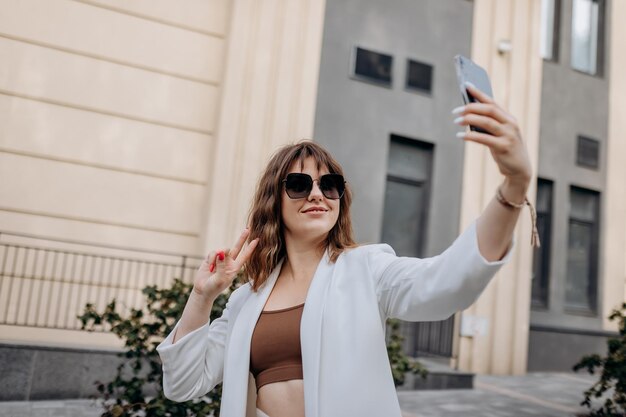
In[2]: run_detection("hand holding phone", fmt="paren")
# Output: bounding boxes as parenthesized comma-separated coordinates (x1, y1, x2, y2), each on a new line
(454, 55, 493, 134)
(451, 54, 533, 199)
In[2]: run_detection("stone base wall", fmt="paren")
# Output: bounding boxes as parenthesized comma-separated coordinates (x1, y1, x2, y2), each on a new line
(0, 343, 155, 401)
(527, 327, 614, 372)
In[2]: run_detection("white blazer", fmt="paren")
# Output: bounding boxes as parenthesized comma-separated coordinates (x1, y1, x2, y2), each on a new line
(156, 220, 513, 417)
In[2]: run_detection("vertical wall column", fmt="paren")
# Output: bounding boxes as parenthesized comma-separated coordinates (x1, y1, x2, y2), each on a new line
(457, 0, 543, 375)
(200, 0, 327, 253)
(604, 0, 626, 326)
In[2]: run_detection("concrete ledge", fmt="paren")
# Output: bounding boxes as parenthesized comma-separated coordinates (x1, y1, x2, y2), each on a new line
(2, 344, 473, 401)
(397, 357, 474, 390)
(528, 327, 612, 372)
(0, 343, 135, 401)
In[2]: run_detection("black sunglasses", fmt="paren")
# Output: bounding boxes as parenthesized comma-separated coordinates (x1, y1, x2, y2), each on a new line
(282, 173, 346, 200)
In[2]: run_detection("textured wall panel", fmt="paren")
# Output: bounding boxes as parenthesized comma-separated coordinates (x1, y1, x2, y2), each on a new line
(82, 0, 230, 35)
(0, 0, 223, 83)
(0, 37, 216, 133)
(0, 95, 210, 183)
(202, 0, 327, 250)
(0, 153, 203, 235)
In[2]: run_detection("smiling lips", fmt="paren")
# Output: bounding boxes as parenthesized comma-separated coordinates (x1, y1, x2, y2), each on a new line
(303, 206, 328, 213)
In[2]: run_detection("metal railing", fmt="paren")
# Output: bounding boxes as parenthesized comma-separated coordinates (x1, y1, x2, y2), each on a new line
(0, 230, 456, 356)
(0, 231, 203, 332)
(398, 316, 455, 358)
(413, 316, 455, 357)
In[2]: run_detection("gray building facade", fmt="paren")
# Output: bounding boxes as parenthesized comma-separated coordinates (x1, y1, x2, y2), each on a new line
(313, 0, 473, 358)
(528, 0, 614, 371)
(314, 0, 617, 372)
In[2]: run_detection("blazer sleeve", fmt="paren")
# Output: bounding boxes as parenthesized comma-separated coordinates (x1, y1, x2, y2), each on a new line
(156, 286, 245, 402)
(367, 220, 514, 322)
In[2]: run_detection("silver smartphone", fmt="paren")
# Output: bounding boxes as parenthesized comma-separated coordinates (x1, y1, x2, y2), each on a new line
(454, 54, 493, 134)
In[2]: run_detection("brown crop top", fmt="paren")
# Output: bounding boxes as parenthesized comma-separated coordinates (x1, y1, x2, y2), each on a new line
(249, 303, 305, 391)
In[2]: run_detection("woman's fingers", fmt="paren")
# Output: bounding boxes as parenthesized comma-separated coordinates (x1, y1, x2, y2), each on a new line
(455, 114, 506, 138)
(454, 84, 532, 182)
(454, 102, 514, 125)
(465, 82, 495, 104)
(458, 130, 508, 151)
(214, 248, 230, 272)
(201, 231, 258, 279)
(229, 228, 250, 261)
(203, 251, 217, 273)
(237, 238, 260, 265)
(460, 129, 531, 180)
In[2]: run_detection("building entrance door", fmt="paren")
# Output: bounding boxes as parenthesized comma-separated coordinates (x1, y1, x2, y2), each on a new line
(381, 135, 454, 357)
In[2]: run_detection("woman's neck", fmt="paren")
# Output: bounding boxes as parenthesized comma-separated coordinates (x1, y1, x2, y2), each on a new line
(282, 235, 326, 283)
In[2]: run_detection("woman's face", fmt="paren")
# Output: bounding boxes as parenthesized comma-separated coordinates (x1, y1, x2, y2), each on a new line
(281, 157, 341, 244)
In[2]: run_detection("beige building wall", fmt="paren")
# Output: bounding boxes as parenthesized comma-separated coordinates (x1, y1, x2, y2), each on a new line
(456, 0, 543, 375)
(0, 0, 229, 348)
(0, 0, 327, 349)
(200, 0, 327, 254)
(0, 0, 227, 253)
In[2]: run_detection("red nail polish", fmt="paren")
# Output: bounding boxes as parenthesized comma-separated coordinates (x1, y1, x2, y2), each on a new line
(209, 263, 215, 273)
(218, 251, 225, 261)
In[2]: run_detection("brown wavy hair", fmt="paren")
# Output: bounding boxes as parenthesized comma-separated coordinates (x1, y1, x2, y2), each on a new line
(244, 140, 357, 291)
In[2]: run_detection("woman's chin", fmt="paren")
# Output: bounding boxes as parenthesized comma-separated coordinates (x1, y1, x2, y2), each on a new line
(287, 225, 332, 242)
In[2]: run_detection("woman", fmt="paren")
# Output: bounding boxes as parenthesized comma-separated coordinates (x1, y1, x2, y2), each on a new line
(156, 84, 536, 417)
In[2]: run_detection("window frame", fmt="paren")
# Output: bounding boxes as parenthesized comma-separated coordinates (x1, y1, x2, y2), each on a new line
(570, 0, 606, 77)
(349, 46, 394, 88)
(540, 0, 562, 62)
(564, 185, 600, 315)
(404, 58, 434, 96)
(576, 135, 600, 170)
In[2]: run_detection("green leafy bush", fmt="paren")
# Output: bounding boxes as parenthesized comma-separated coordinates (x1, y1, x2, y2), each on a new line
(386, 318, 428, 386)
(573, 302, 626, 416)
(79, 278, 234, 416)
(79, 278, 426, 416)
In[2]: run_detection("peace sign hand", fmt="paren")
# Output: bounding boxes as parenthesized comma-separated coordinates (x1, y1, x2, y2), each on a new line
(454, 82, 532, 185)
(193, 228, 259, 302)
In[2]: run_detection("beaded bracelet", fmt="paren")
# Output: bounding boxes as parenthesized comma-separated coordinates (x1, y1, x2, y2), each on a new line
(495, 185, 541, 248)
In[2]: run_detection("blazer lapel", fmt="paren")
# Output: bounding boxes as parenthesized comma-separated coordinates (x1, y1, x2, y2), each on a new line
(301, 249, 333, 417)
(220, 250, 333, 417)
(221, 258, 283, 417)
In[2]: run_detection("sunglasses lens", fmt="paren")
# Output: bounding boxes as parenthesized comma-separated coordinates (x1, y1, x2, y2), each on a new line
(320, 174, 345, 199)
(284, 174, 312, 198)
(284, 173, 345, 199)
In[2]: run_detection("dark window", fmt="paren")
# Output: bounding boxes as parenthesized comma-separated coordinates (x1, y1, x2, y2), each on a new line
(571, 0, 605, 76)
(353, 47, 393, 86)
(406, 59, 433, 93)
(565, 186, 600, 313)
(540, 0, 561, 61)
(381, 135, 433, 257)
(531, 179, 553, 308)
(576, 135, 600, 169)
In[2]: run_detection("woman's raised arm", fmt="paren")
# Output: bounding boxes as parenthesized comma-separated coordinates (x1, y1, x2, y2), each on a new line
(155, 228, 258, 401)
(453, 82, 534, 262)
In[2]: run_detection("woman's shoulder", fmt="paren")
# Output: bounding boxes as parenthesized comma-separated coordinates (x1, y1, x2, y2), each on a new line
(342, 243, 396, 255)
(338, 243, 397, 263)
(336, 244, 399, 283)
